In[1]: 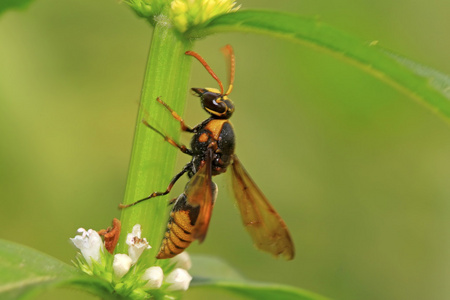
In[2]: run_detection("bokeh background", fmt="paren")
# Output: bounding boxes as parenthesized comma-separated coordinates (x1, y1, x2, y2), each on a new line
(1, 0, 450, 299)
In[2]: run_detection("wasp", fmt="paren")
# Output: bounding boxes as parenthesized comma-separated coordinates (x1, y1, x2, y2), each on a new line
(120, 45, 295, 260)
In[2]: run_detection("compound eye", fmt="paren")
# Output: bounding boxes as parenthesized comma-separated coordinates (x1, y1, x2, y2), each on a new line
(201, 92, 227, 115)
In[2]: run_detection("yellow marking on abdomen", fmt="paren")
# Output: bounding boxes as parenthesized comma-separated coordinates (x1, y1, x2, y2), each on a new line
(171, 222, 194, 242)
(173, 210, 195, 233)
(169, 230, 191, 249)
(166, 238, 185, 254)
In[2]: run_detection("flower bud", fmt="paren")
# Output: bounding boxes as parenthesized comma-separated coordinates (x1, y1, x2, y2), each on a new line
(142, 266, 164, 289)
(70, 228, 104, 266)
(113, 254, 133, 279)
(165, 268, 193, 291)
(170, 252, 192, 270)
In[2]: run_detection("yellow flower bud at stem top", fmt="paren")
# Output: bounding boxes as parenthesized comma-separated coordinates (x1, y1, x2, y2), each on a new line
(170, 0, 240, 32)
(123, 0, 240, 33)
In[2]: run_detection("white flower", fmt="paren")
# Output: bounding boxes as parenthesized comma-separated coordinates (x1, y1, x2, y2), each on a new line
(165, 268, 193, 291)
(70, 228, 104, 266)
(113, 254, 133, 279)
(142, 266, 164, 289)
(126, 224, 151, 264)
(170, 252, 192, 270)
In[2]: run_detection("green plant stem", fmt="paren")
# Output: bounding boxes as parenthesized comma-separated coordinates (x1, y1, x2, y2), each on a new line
(118, 18, 193, 264)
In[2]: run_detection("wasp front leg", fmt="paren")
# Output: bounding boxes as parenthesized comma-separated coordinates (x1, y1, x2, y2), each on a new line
(157, 97, 194, 133)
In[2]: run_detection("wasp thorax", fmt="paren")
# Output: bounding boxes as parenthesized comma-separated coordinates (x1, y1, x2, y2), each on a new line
(191, 88, 234, 119)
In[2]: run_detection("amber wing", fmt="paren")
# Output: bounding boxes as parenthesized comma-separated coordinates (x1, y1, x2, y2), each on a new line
(184, 148, 215, 242)
(231, 155, 295, 260)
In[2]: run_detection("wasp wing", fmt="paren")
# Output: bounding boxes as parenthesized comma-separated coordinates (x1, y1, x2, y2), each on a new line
(184, 148, 216, 243)
(231, 155, 295, 260)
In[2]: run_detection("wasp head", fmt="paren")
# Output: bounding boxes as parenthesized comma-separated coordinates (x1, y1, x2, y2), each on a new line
(192, 88, 235, 119)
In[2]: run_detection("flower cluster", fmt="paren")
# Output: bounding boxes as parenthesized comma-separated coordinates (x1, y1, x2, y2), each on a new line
(170, 0, 240, 32)
(123, 0, 166, 19)
(123, 0, 240, 33)
(71, 223, 192, 299)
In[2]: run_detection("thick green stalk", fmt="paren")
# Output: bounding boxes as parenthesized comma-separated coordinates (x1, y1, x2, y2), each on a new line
(118, 18, 193, 264)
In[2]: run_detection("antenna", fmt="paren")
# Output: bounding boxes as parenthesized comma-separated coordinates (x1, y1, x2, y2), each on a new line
(185, 50, 224, 95)
(221, 45, 235, 95)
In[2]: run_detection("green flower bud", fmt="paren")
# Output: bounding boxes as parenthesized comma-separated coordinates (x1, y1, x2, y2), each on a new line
(123, 0, 240, 33)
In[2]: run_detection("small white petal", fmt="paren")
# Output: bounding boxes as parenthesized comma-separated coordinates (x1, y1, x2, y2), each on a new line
(70, 229, 104, 266)
(170, 252, 192, 270)
(113, 254, 133, 279)
(165, 268, 192, 291)
(142, 266, 164, 289)
(126, 224, 151, 264)
(128, 238, 151, 264)
(77, 227, 87, 235)
(126, 224, 142, 243)
(126, 224, 143, 246)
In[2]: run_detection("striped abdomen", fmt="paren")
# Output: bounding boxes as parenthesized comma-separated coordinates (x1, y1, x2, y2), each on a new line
(156, 193, 198, 259)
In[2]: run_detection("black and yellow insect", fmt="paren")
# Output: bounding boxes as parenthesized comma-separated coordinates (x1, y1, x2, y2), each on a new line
(120, 45, 295, 260)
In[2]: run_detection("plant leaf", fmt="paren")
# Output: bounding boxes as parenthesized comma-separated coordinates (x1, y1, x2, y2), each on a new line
(188, 10, 450, 120)
(0, 0, 34, 16)
(0, 239, 113, 300)
(189, 255, 329, 300)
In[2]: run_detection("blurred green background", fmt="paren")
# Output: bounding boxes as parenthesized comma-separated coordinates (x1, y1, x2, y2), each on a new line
(1, 0, 450, 299)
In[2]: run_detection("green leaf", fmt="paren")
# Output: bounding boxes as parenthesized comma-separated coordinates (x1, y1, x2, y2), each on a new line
(0, 0, 34, 16)
(189, 255, 329, 300)
(0, 239, 113, 300)
(188, 10, 450, 120)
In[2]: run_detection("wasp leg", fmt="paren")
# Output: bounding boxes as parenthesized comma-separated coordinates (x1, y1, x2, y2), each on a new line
(119, 163, 192, 209)
(157, 97, 209, 134)
(142, 119, 193, 156)
(168, 197, 178, 205)
(157, 97, 194, 132)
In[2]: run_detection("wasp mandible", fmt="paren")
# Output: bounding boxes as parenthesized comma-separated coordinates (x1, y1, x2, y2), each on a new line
(120, 45, 295, 260)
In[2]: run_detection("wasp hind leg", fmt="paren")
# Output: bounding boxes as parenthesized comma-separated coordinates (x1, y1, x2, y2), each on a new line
(118, 163, 192, 209)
